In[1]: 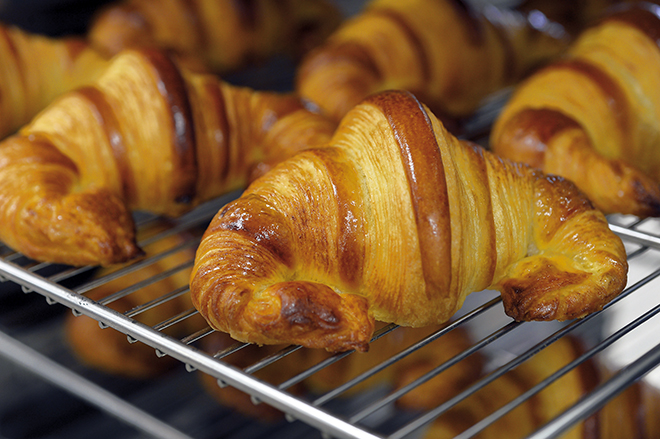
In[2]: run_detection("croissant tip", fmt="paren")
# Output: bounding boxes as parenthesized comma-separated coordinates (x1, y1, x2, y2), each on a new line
(89, 238, 144, 267)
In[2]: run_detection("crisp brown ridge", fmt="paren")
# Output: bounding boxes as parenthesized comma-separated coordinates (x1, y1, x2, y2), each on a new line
(142, 49, 198, 206)
(369, 91, 453, 298)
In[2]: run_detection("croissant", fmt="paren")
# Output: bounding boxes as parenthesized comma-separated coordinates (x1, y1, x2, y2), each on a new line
(87, 0, 343, 74)
(294, 0, 570, 124)
(0, 0, 340, 140)
(190, 90, 628, 354)
(0, 24, 108, 139)
(491, 2, 660, 217)
(0, 48, 335, 267)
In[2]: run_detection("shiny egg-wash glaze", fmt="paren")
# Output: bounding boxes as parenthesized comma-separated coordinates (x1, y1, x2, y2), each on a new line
(190, 90, 628, 353)
(492, 2, 660, 217)
(0, 48, 335, 266)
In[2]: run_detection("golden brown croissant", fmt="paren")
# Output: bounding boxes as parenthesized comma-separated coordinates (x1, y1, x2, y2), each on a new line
(491, 2, 660, 217)
(0, 24, 108, 139)
(295, 0, 571, 124)
(88, 0, 343, 74)
(65, 222, 204, 378)
(190, 90, 628, 354)
(0, 48, 335, 267)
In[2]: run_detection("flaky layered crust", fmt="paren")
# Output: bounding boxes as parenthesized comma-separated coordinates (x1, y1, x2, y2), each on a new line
(190, 90, 627, 353)
(88, 0, 342, 74)
(0, 48, 335, 266)
(491, 3, 660, 217)
(295, 0, 570, 123)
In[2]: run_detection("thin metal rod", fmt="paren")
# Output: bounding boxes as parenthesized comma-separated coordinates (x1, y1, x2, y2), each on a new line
(527, 342, 660, 439)
(98, 260, 193, 306)
(309, 297, 502, 407)
(390, 267, 660, 439)
(0, 330, 193, 439)
(180, 326, 215, 345)
(455, 295, 660, 439)
(152, 308, 199, 331)
(73, 240, 197, 295)
(124, 285, 190, 318)
(610, 224, 660, 250)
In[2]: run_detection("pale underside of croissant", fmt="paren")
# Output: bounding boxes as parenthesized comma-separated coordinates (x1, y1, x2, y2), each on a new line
(190, 90, 628, 354)
(0, 24, 109, 139)
(87, 0, 343, 74)
(295, 0, 571, 124)
(0, 48, 335, 267)
(491, 3, 660, 217)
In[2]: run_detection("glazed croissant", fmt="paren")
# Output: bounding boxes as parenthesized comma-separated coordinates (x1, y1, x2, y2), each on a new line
(295, 0, 570, 124)
(88, 0, 343, 74)
(0, 25, 108, 139)
(190, 90, 628, 353)
(491, 2, 660, 217)
(0, 48, 335, 267)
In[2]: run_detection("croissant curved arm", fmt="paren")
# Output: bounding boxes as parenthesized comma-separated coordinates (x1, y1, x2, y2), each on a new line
(0, 136, 140, 266)
(0, 48, 335, 266)
(190, 90, 628, 352)
(491, 3, 660, 217)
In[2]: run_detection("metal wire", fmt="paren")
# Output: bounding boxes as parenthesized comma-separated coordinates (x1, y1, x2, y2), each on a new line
(1, 207, 660, 439)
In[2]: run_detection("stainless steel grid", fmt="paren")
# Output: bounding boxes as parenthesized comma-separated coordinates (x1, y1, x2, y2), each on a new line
(1, 189, 660, 439)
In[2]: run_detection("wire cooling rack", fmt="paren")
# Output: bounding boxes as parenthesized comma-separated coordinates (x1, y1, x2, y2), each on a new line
(1, 186, 660, 439)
